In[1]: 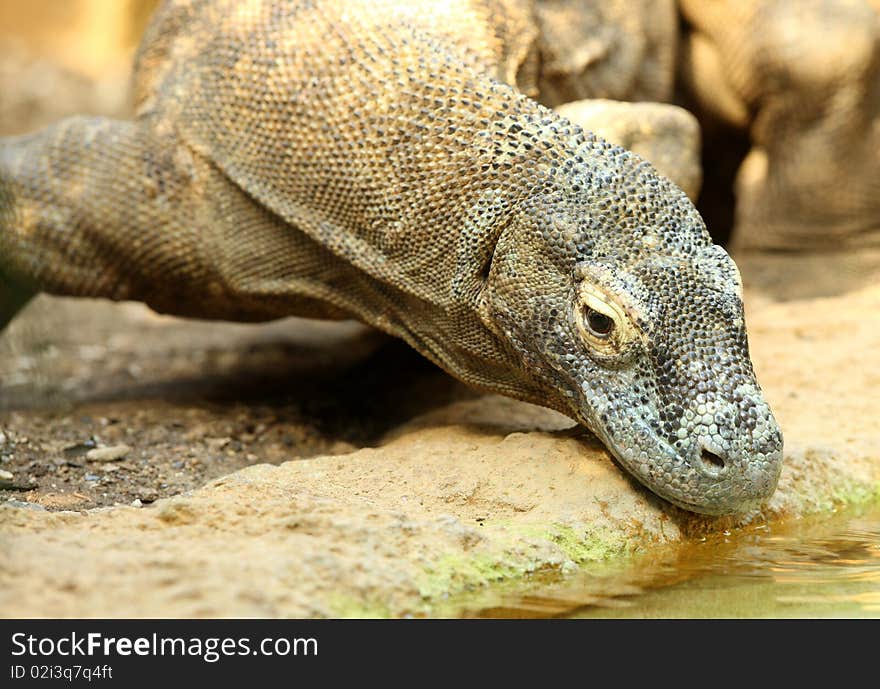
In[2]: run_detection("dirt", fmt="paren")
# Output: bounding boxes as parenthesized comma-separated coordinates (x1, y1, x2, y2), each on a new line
(0, 299, 477, 509)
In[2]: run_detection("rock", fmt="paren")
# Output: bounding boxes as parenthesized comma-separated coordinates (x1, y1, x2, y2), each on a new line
(85, 444, 131, 462)
(0, 469, 12, 481)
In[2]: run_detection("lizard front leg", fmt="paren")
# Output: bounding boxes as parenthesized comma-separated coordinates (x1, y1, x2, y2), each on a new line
(1, 117, 187, 324)
(0, 221, 33, 331)
(0, 115, 352, 329)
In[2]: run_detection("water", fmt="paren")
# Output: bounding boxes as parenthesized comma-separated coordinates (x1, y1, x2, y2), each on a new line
(449, 503, 880, 618)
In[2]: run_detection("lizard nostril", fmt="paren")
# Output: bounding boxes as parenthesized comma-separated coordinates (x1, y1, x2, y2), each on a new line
(700, 448, 726, 475)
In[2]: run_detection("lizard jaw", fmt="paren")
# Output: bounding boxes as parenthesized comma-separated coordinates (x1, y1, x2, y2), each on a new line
(581, 408, 783, 516)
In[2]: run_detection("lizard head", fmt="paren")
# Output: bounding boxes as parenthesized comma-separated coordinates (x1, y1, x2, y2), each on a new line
(478, 131, 783, 516)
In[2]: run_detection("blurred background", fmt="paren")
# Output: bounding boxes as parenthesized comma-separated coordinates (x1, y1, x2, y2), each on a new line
(0, 0, 158, 135)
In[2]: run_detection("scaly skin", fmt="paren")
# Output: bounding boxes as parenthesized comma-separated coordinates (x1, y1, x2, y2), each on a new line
(0, 0, 783, 514)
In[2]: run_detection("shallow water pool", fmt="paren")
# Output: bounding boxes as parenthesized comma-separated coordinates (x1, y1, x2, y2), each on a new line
(448, 502, 880, 618)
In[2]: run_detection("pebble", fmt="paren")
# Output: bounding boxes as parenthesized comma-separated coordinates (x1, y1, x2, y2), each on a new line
(205, 437, 231, 452)
(0, 469, 13, 481)
(139, 489, 159, 503)
(85, 444, 131, 462)
(63, 438, 97, 457)
(3, 500, 45, 511)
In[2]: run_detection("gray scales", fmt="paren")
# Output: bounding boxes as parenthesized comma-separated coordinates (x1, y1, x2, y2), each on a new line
(0, 0, 782, 515)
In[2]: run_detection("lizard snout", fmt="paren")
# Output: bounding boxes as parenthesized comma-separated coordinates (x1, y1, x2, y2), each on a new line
(677, 418, 784, 514)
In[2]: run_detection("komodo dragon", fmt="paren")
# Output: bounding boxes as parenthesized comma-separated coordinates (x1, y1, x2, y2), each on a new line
(0, 0, 783, 515)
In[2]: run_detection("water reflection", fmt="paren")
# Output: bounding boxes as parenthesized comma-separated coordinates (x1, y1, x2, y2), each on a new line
(449, 505, 880, 618)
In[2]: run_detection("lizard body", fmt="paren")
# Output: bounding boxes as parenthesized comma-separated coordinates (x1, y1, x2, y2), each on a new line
(0, 0, 783, 514)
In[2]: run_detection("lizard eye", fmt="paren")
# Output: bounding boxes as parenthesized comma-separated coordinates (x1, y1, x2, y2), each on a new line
(584, 307, 615, 338)
(574, 267, 642, 360)
(575, 283, 635, 359)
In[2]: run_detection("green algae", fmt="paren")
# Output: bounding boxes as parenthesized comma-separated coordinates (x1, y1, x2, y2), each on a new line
(325, 594, 393, 619)
(528, 524, 636, 563)
(416, 522, 637, 601)
(829, 479, 880, 510)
